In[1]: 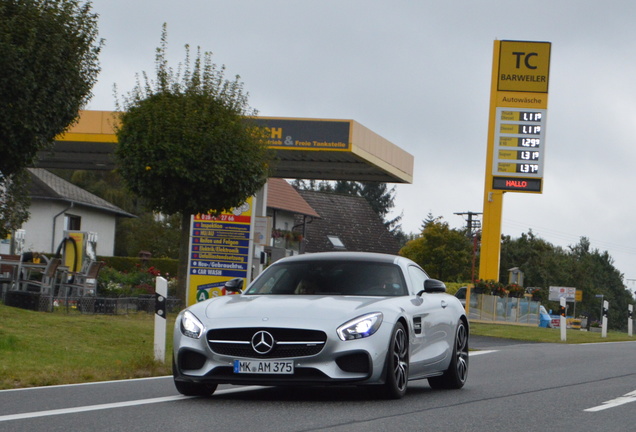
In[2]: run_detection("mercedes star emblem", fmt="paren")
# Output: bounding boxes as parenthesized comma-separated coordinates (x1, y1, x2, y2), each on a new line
(251, 330, 275, 354)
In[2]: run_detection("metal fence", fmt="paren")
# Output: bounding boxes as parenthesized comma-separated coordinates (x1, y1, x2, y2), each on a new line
(3, 290, 183, 315)
(467, 293, 541, 325)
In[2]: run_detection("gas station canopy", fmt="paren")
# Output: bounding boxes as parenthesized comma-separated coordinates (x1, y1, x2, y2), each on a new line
(37, 110, 413, 184)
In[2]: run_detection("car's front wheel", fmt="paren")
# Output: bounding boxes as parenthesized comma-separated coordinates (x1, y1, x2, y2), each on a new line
(428, 319, 469, 390)
(379, 322, 409, 399)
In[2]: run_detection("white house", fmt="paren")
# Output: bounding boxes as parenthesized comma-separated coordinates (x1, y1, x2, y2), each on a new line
(14, 169, 134, 257)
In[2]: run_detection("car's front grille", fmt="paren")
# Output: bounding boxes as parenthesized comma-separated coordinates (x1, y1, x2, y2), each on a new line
(207, 327, 327, 359)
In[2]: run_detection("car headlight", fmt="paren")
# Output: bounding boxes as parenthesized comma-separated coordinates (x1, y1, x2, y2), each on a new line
(337, 312, 383, 341)
(180, 310, 204, 339)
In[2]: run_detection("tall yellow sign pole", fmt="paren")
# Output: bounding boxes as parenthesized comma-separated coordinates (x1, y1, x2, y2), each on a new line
(479, 40, 551, 282)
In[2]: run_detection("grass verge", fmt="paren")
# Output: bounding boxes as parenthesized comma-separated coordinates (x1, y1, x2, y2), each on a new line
(471, 321, 634, 344)
(0, 304, 173, 390)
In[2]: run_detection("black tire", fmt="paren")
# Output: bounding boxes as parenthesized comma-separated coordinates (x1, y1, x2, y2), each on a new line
(428, 320, 469, 390)
(172, 357, 217, 396)
(379, 322, 409, 399)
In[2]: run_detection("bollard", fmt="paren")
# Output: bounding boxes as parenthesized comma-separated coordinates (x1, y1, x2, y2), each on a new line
(628, 305, 633, 337)
(601, 300, 609, 338)
(559, 298, 566, 342)
(154, 276, 168, 363)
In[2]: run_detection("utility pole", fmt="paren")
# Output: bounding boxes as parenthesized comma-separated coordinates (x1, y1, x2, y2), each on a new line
(454, 211, 482, 237)
(455, 211, 482, 284)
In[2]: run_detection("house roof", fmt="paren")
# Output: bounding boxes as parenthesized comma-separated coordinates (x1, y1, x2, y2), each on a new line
(296, 189, 400, 255)
(267, 178, 320, 218)
(27, 168, 134, 218)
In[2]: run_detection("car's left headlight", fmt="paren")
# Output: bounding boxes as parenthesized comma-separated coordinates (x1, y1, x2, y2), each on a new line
(337, 312, 383, 341)
(180, 310, 204, 339)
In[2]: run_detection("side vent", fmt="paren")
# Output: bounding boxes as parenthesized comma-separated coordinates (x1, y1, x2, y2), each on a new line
(413, 317, 422, 334)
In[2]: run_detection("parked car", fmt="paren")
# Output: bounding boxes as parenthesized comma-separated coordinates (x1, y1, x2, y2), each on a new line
(173, 252, 469, 399)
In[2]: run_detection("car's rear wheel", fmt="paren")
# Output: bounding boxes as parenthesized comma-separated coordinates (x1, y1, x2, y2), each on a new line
(379, 322, 409, 399)
(428, 319, 469, 390)
(172, 357, 217, 396)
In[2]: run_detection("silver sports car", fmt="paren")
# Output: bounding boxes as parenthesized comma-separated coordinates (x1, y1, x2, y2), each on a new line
(173, 252, 469, 399)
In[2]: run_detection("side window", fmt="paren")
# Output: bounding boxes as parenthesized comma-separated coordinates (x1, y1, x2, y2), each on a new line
(407, 266, 429, 294)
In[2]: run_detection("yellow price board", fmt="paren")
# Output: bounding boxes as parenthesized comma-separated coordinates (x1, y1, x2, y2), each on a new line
(492, 107, 546, 178)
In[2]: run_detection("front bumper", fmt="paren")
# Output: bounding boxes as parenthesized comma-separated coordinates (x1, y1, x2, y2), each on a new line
(173, 325, 392, 387)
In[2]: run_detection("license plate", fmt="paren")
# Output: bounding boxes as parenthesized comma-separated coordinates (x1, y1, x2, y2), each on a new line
(233, 359, 294, 374)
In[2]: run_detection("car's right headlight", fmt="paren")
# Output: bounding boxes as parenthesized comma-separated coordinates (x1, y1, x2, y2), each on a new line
(180, 310, 204, 339)
(337, 312, 383, 341)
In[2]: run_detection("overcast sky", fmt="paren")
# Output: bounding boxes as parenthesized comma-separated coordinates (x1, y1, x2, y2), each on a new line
(85, 0, 636, 290)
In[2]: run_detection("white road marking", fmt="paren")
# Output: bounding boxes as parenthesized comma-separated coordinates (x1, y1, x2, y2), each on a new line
(470, 350, 498, 356)
(584, 390, 636, 412)
(0, 375, 173, 393)
(0, 386, 267, 422)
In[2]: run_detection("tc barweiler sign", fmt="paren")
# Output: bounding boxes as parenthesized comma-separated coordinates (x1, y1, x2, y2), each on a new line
(497, 40, 551, 93)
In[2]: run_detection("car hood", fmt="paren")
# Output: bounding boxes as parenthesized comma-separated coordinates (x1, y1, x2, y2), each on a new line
(196, 295, 395, 329)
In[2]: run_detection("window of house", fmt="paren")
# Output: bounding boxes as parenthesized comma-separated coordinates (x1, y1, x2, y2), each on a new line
(327, 235, 346, 250)
(65, 214, 81, 231)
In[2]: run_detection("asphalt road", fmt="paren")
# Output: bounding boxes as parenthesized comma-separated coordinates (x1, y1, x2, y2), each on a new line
(1, 339, 635, 432)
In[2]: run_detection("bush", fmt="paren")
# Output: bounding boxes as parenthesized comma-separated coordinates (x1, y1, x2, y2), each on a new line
(98, 256, 178, 276)
(473, 279, 526, 298)
(97, 264, 177, 298)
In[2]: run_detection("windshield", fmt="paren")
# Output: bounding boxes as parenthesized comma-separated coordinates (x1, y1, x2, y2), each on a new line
(245, 260, 407, 296)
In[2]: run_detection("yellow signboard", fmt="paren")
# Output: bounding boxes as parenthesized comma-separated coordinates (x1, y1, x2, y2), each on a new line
(480, 39, 551, 282)
(186, 198, 254, 306)
(498, 40, 551, 93)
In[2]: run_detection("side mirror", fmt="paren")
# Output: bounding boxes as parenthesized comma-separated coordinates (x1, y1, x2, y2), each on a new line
(417, 279, 446, 296)
(224, 278, 244, 294)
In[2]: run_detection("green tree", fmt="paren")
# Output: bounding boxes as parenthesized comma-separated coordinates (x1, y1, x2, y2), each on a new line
(0, 0, 101, 177)
(115, 26, 272, 301)
(0, 170, 30, 239)
(67, 170, 138, 214)
(499, 230, 571, 288)
(0, 0, 101, 237)
(116, 213, 181, 259)
(400, 217, 472, 281)
(421, 212, 439, 231)
(499, 233, 634, 330)
(566, 238, 632, 328)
